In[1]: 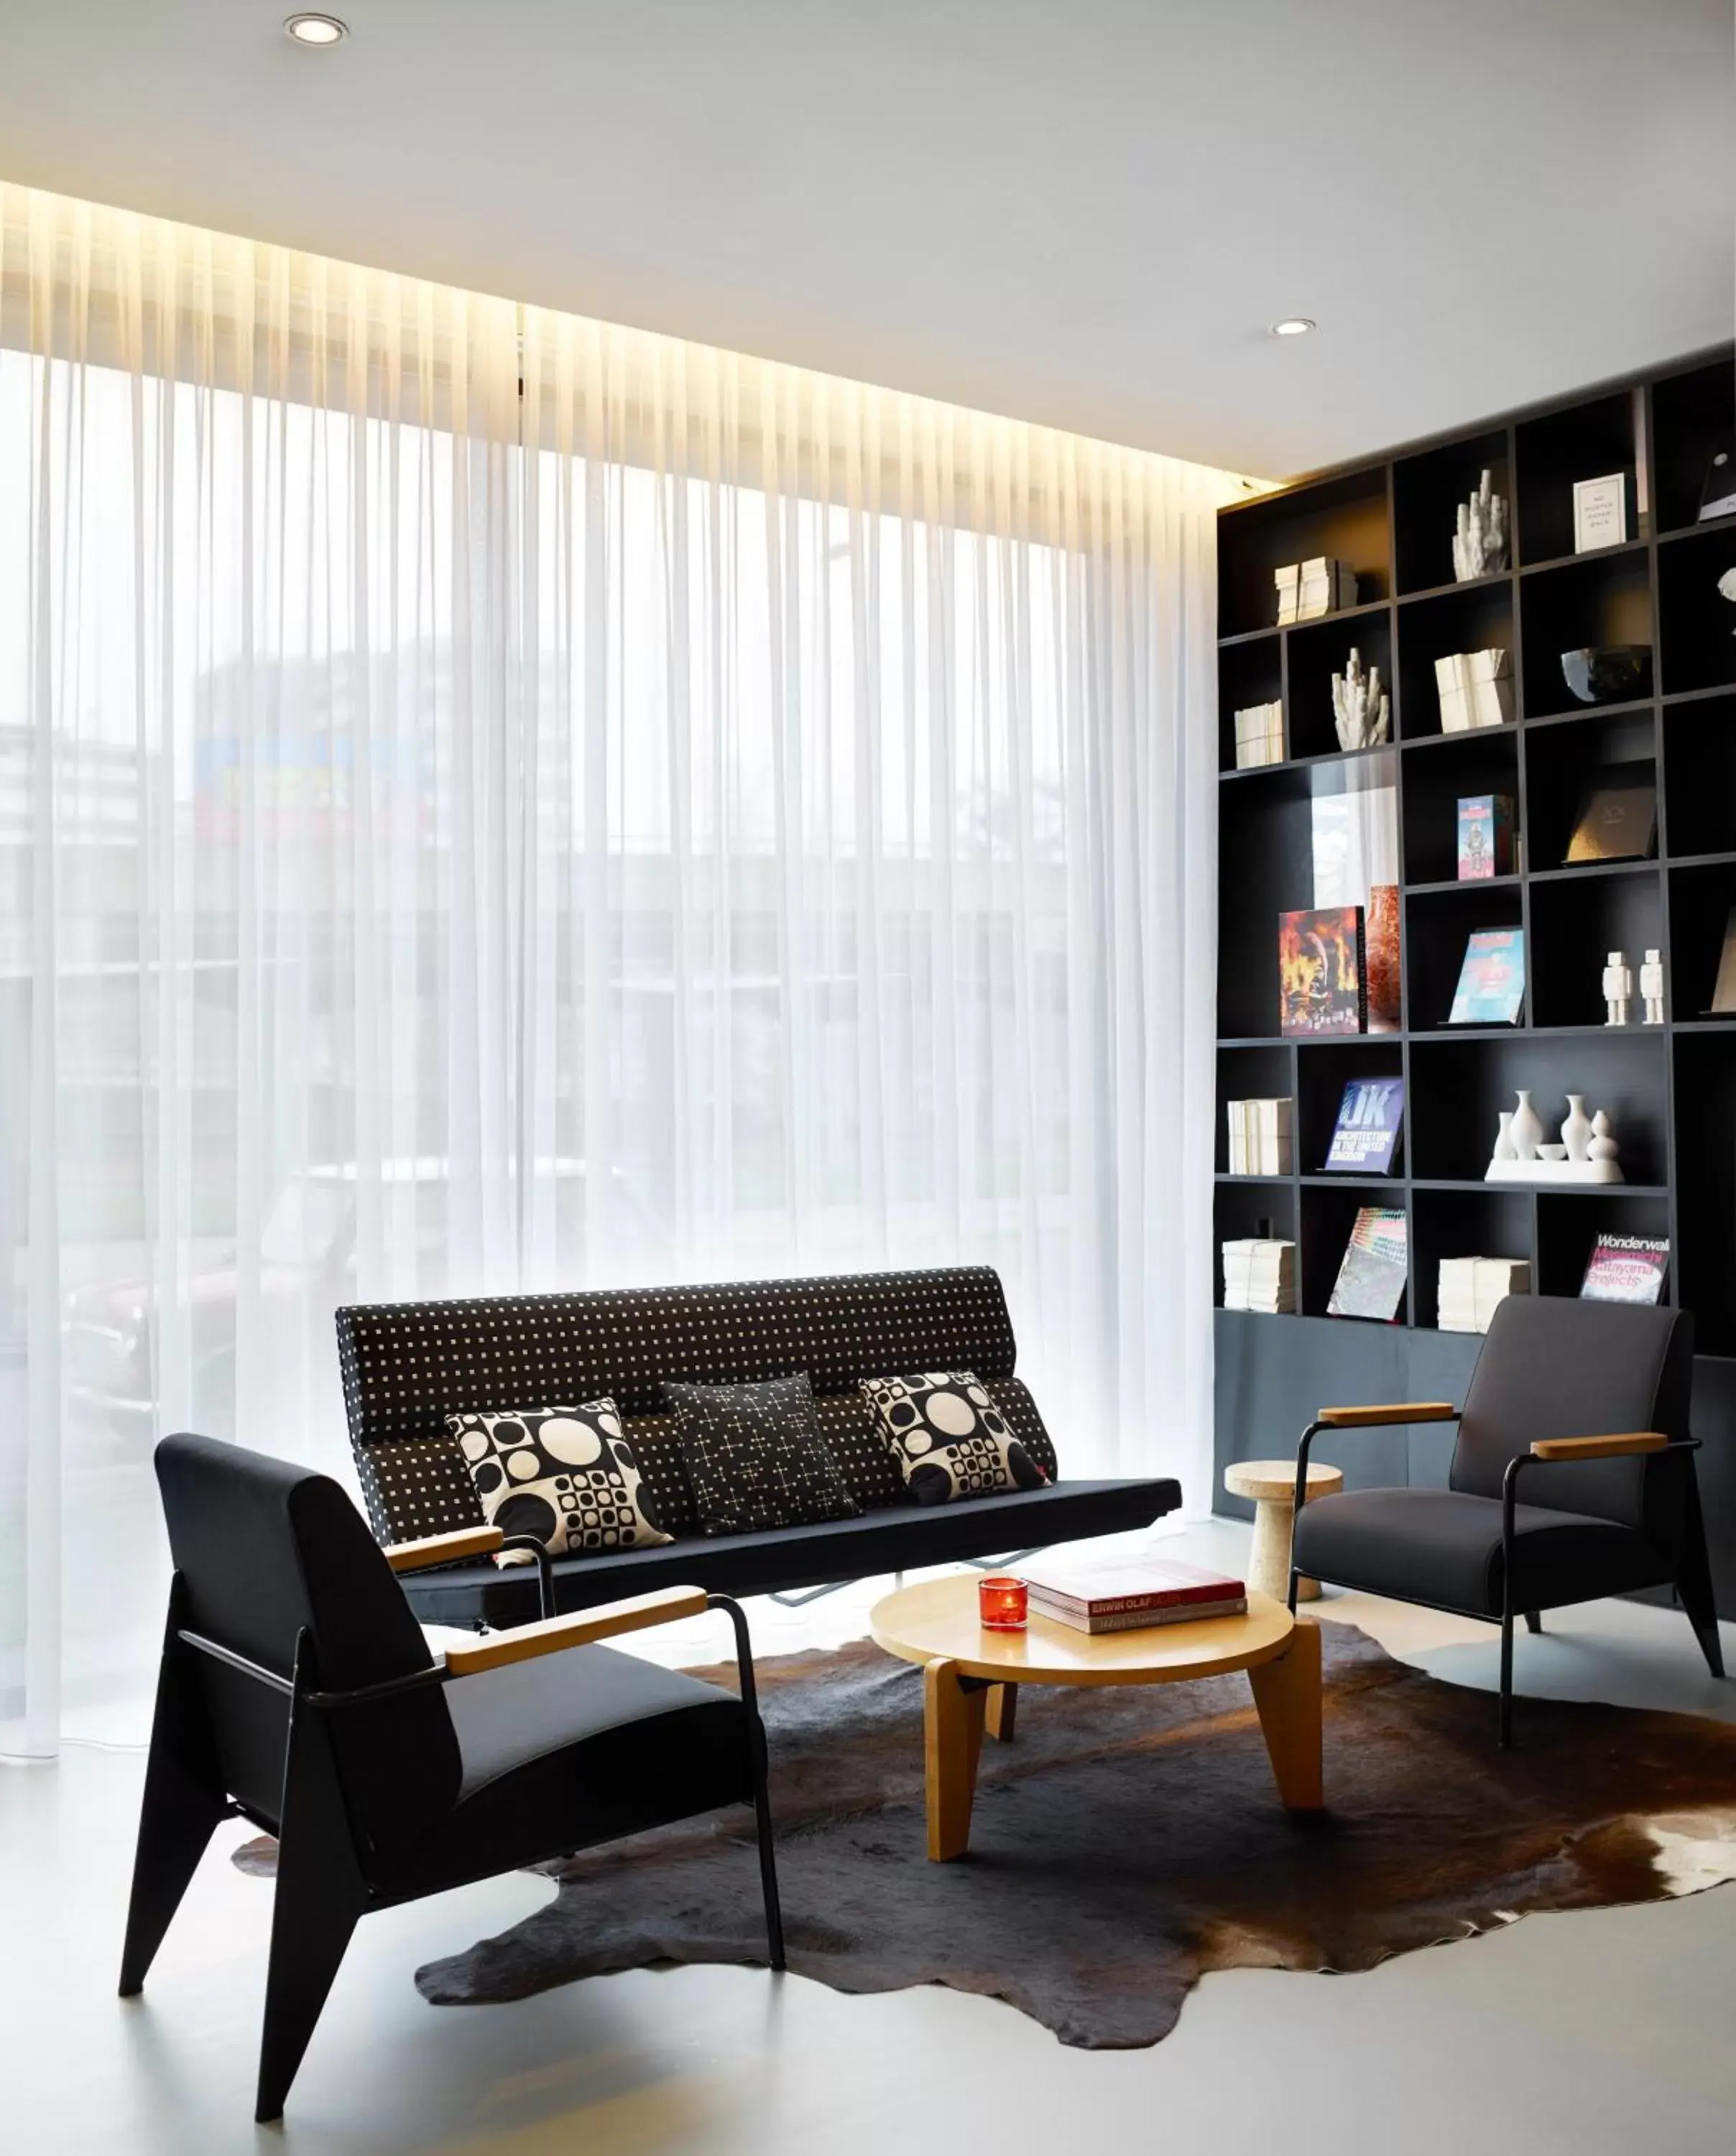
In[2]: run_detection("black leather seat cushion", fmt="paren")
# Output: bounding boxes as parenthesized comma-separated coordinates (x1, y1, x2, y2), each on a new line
(1292, 1486, 1673, 1618)
(387, 1643, 750, 1896)
(397, 1476, 1181, 1626)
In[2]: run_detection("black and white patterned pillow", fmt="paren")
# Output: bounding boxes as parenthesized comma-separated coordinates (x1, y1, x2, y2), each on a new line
(448, 1401, 675, 1557)
(860, 1370, 1048, 1506)
(662, 1373, 861, 1537)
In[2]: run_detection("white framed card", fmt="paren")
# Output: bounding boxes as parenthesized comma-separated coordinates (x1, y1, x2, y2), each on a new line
(1573, 472, 1628, 553)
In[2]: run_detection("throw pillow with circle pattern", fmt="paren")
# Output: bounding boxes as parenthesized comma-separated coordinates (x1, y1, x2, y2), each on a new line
(448, 1401, 675, 1557)
(859, 1370, 1048, 1506)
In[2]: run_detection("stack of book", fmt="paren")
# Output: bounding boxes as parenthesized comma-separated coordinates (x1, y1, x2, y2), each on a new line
(1226, 1097, 1293, 1174)
(1222, 1238, 1296, 1313)
(1438, 1255, 1530, 1333)
(1275, 557, 1357, 624)
(1435, 648, 1513, 732)
(1018, 1555, 1247, 1635)
(1234, 700, 1285, 768)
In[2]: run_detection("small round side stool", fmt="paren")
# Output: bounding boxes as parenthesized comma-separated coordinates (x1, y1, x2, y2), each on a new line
(1224, 1458, 1345, 1602)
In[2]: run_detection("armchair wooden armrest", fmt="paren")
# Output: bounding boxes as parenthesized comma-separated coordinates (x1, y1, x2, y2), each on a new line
(384, 1524, 504, 1574)
(443, 1585, 711, 1676)
(1317, 1401, 1459, 1428)
(1529, 1431, 1668, 1462)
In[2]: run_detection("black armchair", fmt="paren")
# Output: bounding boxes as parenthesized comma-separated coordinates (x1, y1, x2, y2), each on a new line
(120, 1433, 784, 2122)
(1287, 1297, 1724, 1746)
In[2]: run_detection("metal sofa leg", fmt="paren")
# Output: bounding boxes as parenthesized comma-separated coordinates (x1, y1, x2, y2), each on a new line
(1498, 1606, 1514, 1749)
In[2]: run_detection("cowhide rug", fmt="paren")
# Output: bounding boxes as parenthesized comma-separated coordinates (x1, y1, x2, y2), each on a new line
(249, 1625, 1736, 2047)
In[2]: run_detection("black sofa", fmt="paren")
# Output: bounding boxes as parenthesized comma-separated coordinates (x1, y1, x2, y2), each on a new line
(336, 1266, 1181, 1625)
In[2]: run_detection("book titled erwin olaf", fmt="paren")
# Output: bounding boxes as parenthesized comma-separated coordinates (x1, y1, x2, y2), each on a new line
(1016, 1556, 1247, 1635)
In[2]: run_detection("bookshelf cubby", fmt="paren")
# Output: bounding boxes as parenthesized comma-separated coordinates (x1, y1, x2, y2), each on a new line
(1213, 344, 1736, 1616)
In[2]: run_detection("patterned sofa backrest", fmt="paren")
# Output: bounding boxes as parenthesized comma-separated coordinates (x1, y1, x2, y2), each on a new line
(336, 1266, 1056, 1545)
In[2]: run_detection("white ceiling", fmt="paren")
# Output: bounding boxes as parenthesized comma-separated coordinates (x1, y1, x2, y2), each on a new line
(1, 1, 1730, 478)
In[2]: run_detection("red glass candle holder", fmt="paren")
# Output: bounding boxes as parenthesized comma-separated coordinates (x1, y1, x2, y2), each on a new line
(979, 1574, 1028, 1630)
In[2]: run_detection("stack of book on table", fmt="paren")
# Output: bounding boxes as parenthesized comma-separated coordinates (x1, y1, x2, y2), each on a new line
(1226, 1096, 1293, 1174)
(1438, 1255, 1529, 1333)
(1222, 1238, 1296, 1313)
(1017, 1556, 1248, 1635)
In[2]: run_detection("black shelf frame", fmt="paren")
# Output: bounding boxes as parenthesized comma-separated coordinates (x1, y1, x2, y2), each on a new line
(1213, 342, 1736, 1616)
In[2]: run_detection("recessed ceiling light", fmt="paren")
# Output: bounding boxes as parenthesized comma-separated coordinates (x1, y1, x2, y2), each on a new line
(285, 12, 348, 44)
(1269, 317, 1316, 338)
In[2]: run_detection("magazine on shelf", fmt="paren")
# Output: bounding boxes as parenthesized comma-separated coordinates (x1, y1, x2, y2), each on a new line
(1326, 1206, 1408, 1322)
(1278, 905, 1367, 1036)
(1447, 927, 1525, 1026)
(1456, 793, 1515, 880)
(1564, 765, 1657, 865)
(1324, 1077, 1404, 1174)
(1580, 1234, 1669, 1304)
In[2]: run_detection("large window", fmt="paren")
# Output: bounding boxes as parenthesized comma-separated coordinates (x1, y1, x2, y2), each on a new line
(0, 185, 1237, 1748)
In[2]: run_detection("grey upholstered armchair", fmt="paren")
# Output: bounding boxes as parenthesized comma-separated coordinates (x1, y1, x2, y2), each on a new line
(1288, 1296, 1723, 1746)
(121, 1433, 783, 2121)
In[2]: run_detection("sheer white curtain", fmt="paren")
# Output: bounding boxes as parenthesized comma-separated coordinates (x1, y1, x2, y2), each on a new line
(0, 184, 1244, 1756)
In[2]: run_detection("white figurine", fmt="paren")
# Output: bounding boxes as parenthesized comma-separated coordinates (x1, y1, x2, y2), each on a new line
(1602, 949, 1633, 1028)
(1331, 647, 1390, 751)
(1452, 469, 1510, 582)
(1640, 948, 1665, 1025)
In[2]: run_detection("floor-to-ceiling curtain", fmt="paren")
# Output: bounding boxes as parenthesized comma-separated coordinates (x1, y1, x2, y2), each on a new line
(0, 183, 1245, 1756)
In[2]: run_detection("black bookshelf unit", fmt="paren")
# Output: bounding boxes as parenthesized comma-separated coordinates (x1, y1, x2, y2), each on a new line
(1213, 346, 1736, 1617)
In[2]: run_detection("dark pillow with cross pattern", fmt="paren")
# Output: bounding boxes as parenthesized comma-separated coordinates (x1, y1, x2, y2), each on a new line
(661, 1373, 860, 1537)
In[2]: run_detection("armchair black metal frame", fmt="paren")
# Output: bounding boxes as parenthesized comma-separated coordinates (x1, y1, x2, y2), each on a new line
(1282, 1299, 1724, 1749)
(120, 1435, 785, 2123)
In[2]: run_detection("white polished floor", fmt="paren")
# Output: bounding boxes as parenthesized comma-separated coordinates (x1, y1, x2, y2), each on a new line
(4, 1519, 1735, 2156)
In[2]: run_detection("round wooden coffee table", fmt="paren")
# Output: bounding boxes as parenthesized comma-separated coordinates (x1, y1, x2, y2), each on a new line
(869, 1575, 1322, 1860)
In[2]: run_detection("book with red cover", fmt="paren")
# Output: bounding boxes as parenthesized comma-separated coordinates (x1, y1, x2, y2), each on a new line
(1016, 1554, 1247, 1618)
(1278, 906, 1367, 1036)
(1027, 1593, 1250, 1636)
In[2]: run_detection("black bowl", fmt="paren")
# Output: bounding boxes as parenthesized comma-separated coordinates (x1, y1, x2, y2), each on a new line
(1561, 645, 1653, 705)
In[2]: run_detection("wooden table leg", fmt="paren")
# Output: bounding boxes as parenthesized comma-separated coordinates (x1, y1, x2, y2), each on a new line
(984, 1681, 1017, 1743)
(1247, 1616, 1323, 1812)
(924, 1659, 988, 1860)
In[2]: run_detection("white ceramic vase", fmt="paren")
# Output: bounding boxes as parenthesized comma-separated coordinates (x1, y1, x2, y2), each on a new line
(1589, 1109, 1620, 1164)
(1509, 1089, 1543, 1161)
(1492, 1110, 1518, 1161)
(1561, 1094, 1593, 1164)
